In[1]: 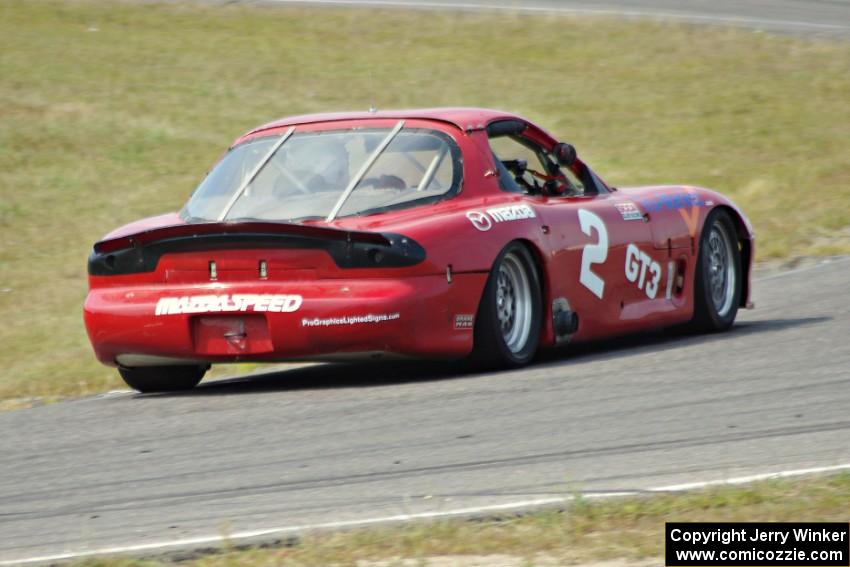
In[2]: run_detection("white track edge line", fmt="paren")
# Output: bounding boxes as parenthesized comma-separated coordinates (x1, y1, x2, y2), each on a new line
(261, 0, 850, 31)
(649, 462, 850, 491)
(4, 463, 849, 566)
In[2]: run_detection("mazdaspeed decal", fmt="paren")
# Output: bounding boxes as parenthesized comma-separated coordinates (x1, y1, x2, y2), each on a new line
(466, 204, 536, 231)
(155, 294, 302, 316)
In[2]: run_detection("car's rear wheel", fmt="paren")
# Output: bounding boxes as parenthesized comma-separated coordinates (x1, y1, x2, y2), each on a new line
(119, 365, 207, 393)
(471, 242, 542, 368)
(690, 209, 742, 332)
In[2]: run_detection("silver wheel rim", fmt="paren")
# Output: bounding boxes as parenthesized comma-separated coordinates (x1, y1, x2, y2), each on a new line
(496, 252, 533, 354)
(707, 222, 736, 317)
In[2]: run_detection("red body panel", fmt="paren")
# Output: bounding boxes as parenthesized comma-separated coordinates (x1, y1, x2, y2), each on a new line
(85, 274, 488, 365)
(84, 108, 754, 368)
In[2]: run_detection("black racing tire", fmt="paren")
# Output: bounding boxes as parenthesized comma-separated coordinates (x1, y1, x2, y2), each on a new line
(119, 365, 207, 393)
(690, 209, 742, 332)
(469, 242, 542, 369)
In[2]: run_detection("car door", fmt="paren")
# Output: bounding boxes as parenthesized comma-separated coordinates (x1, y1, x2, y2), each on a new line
(534, 183, 666, 340)
(486, 126, 675, 341)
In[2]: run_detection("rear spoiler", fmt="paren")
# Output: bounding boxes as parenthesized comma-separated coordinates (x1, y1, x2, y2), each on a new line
(89, 221, 424, 275)
(94, 221, 390, 253)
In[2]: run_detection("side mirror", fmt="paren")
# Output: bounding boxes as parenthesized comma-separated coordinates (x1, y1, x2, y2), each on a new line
(553, 142, 577, 167)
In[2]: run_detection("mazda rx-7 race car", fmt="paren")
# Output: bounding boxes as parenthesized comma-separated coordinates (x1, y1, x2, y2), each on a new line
(84, 108, 754, 392)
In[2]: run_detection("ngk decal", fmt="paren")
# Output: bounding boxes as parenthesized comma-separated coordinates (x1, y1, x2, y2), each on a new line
(155, 294, 302, 316)
(625, 244, 661, 299)
(614, 201, 643, 221)
(466, 204, 536, 231)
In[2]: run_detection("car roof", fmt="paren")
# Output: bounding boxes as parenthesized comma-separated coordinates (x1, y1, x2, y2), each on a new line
(247, 107, 529, 135)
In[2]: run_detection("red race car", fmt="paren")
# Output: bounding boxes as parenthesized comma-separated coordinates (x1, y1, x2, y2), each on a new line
(84, 108, 754, 392)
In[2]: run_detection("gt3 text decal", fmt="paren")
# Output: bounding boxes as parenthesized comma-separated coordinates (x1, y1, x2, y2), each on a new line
(466, 204, 536, 231)
(301, 312, 400, 327)
(578, 209, 608, 299)
(614, 201, 643, 221)
(155, 294, 302, 315)
(625, 244, 661, 299)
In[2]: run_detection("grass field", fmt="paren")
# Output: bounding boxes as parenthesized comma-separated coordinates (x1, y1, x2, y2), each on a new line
(1, 0, 849, 403)
(70, 472, 850, 566)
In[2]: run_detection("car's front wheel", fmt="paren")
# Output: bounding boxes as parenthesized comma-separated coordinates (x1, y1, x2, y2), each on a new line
(471, 242, 542, 368)
(690, 209, 742, 332)
(119, 365, 207, 393)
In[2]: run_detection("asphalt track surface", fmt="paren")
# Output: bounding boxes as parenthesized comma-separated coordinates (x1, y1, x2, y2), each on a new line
(261, 0, 850, 38)
(3, 1, 846, 563)
(2, 257, 850, 563)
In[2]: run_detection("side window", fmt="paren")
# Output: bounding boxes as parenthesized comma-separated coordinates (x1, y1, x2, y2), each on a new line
(489, 137, 548, 173)
(491, 155, 523, 193)
(488, 135, 552, 194)
(586, 167, 609, 194)
(488, 134, 588, 196)
(560, 163, 587, 196)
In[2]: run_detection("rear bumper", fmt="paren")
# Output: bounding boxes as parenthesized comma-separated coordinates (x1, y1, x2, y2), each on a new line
(84, 274, 487, 367)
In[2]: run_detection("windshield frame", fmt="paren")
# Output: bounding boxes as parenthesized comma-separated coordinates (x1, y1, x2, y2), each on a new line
(325, 120, 405, 222)
(217, 126, 295, 221)
(180, 123, 465, 224)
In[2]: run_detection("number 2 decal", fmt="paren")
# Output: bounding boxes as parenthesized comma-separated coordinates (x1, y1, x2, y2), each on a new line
(578, 209, 608, 299)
